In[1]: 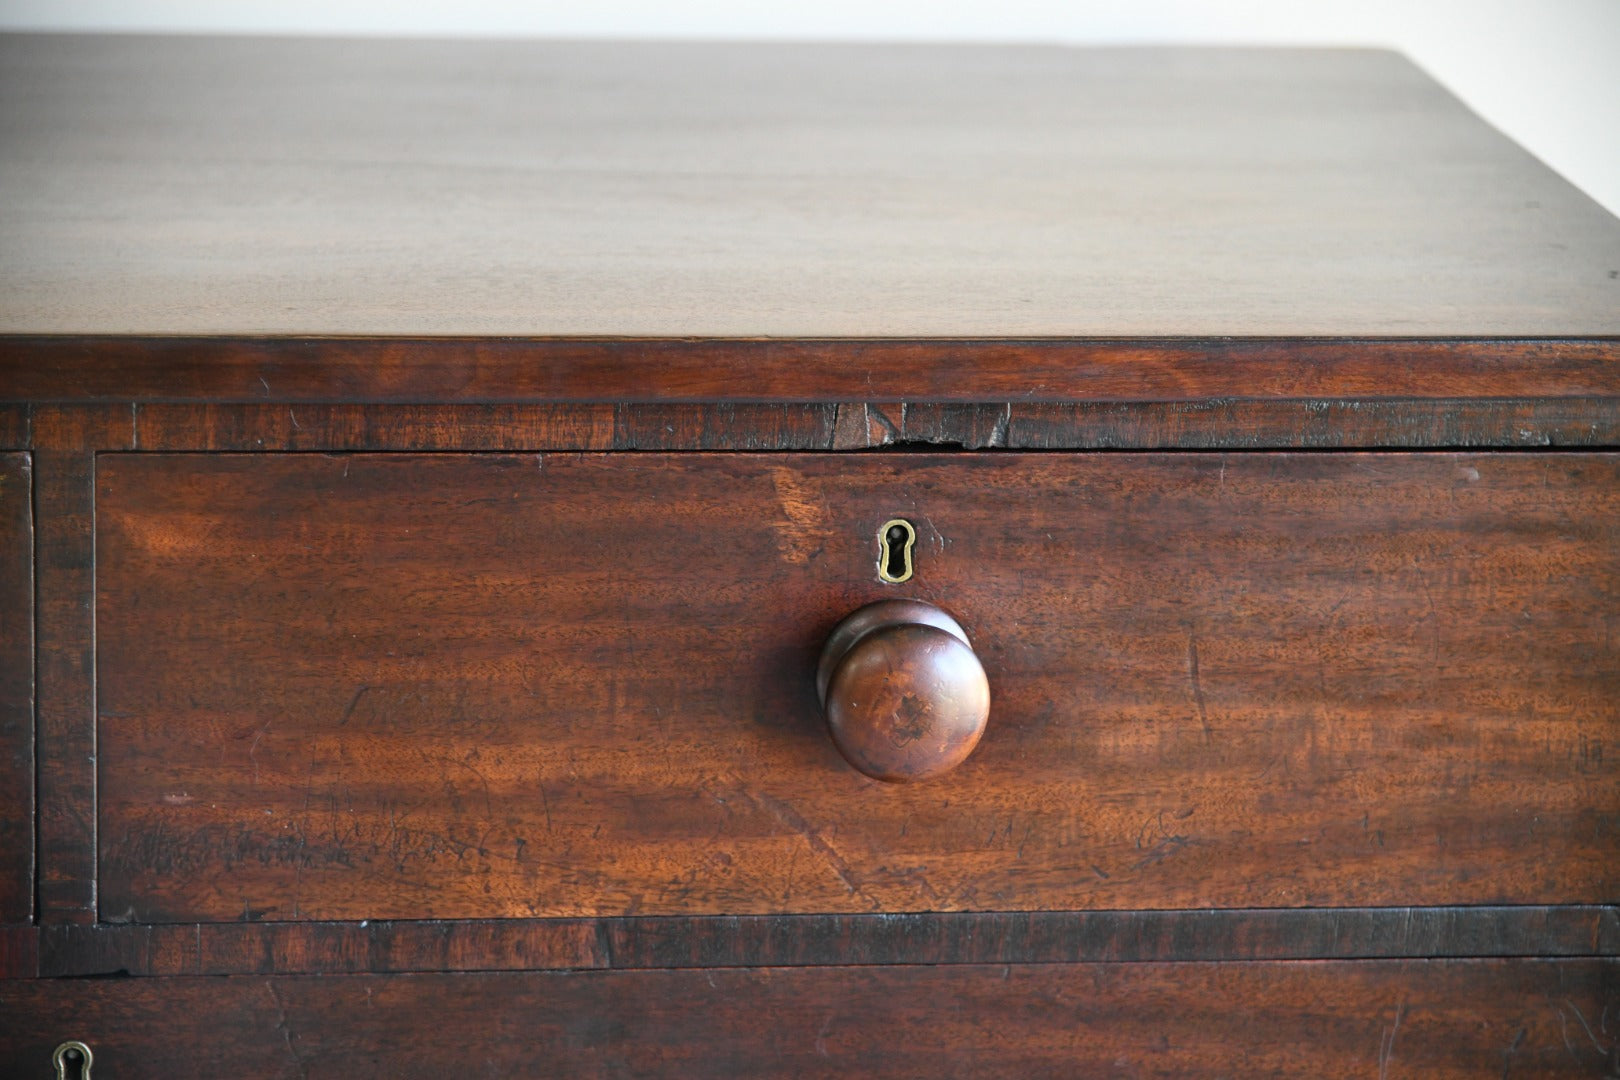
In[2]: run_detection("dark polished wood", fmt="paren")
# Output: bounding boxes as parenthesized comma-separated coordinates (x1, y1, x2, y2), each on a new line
(33, 407, 134, 924)
(0, 453, 30, 923)
(7, 35, 1620, 1073)
(0, 407, 26, 450)
(10, 398, 1620, 455)
(3, 960, 1615, 1077)
(0, 925, 37, 979)
(6, 907, 1614, 979)
(819, 600, 990, 782)
(6, 337, 1620, 406)
(93, 452, 1618, 921)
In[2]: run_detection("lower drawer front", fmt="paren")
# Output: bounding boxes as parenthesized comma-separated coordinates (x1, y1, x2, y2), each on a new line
(94, 452, 1619, 920)
(4, 961, 1616, 1077)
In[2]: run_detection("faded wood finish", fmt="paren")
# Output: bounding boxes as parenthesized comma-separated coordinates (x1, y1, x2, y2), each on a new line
(95, 452, 1619, 921)
(5, 39, 1620, 340)
(2, 961, 1615, 1077)
(6, 338, 1620, 406)
(0, 453, 31, 923)
(15, 907, 1620, 979)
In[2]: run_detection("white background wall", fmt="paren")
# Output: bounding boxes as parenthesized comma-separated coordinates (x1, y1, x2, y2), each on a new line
(4, 0, 1617, 215)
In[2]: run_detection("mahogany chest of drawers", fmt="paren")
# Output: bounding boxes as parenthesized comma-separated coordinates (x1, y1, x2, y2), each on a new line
(1, 34, 1618, 1078)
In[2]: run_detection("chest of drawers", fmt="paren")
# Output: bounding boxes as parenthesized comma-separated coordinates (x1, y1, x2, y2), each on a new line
(1, 34, 1617, 1078)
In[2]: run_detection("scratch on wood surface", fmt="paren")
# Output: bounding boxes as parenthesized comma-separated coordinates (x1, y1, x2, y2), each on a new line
(746, 789, 880, 910)
(1131, 808, 1198, 872)
(1499, 1026, 1526, 1079)
(248, 718, 274, 783)
(1561, 997, 1612, 1055)
(338, 685, 370, 725)
(1558, 1004, 1578, 1058)
(1377, 1001, 1406, 1080)
(266, 980, 311, 1079)
(815, 1009, 835, 1057)
(920, 513, 945, 555)
(1186, 629, 1212, 743)
(1419, 570, 1441, 667)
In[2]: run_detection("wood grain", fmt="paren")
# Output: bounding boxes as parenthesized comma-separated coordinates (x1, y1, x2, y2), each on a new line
(7, 32, 1618, 1058)
(820, 600, 992, 782)
(6, 338, 1620, 406)
(0, 453, 31, 923)
(0, 407, 27, 450)
(5, 398, 1618, 454)
(5, 38, 1620, 338)
(94, 452, 1619, 921)
(19, 907, 1620, 978)
(99, 398, 1620, 453)
(34, 408, 134, 923)
(1, 961, 1615, 1077)
(0, 925, 37, 978)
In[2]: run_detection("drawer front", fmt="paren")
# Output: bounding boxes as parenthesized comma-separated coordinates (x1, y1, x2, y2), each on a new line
(96, 453, 1619, 921)
(4, 961, 1616, 1077)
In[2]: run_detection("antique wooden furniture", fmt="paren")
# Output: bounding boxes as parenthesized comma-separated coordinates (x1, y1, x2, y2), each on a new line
(2, 34, 1618, 1077)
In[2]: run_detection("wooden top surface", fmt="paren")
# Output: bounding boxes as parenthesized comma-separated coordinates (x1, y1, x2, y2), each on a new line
(3, 34, 1619, 339)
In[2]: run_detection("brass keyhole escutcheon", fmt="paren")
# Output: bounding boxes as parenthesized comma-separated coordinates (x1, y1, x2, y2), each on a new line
(53, 1041, 93, 1080)
(877, 518, 916, 583)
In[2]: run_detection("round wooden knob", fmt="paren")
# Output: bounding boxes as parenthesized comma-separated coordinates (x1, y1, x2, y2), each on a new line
(816, 600, 990, 782)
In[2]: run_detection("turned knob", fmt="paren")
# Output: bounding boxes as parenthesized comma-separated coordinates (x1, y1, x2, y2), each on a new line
(816, 600, 990, 782)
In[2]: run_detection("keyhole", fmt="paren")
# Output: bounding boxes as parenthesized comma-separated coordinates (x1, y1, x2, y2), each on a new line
(53, 1041, 93, 1080)
(878, 519, 917, 583)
